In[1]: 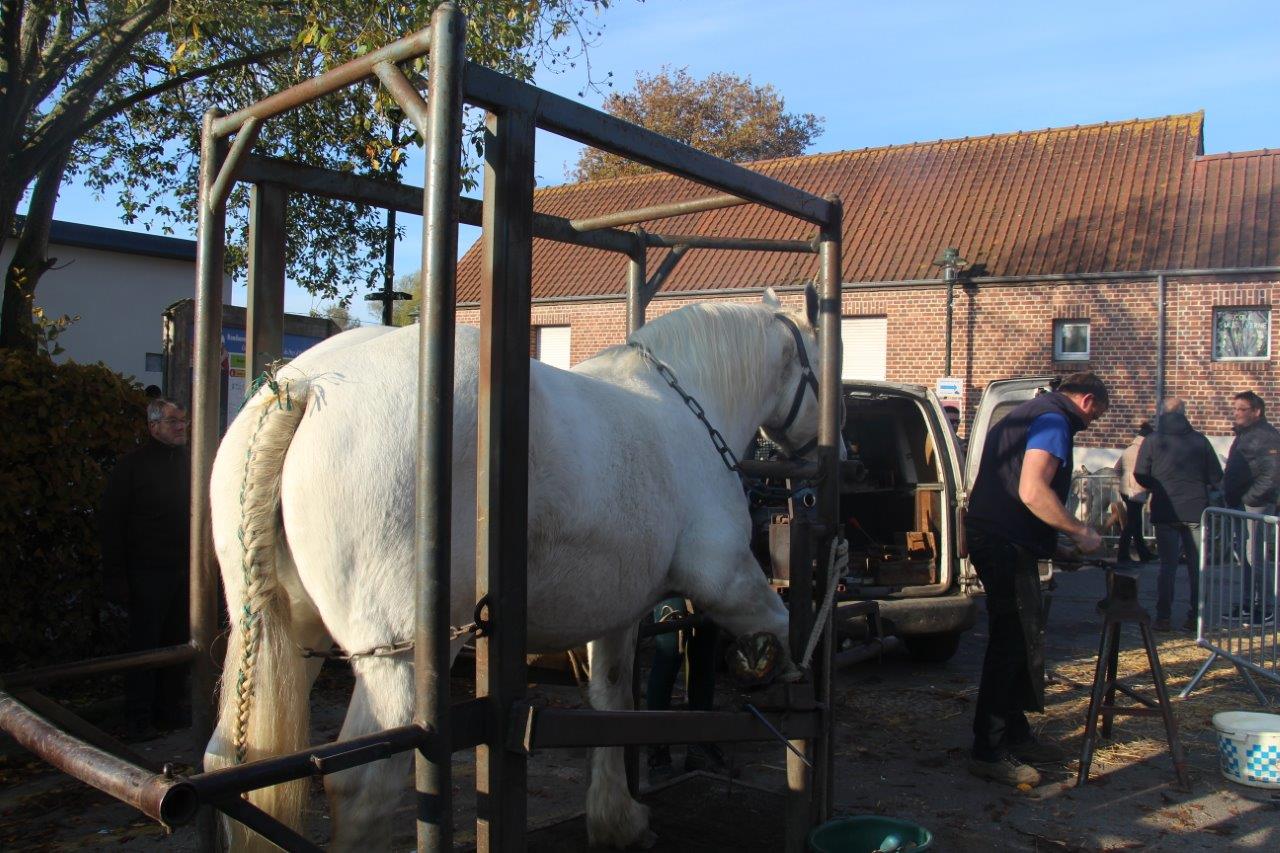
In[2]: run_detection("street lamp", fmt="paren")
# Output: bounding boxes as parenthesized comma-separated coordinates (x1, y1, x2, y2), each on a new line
(933, 247, 968, 377)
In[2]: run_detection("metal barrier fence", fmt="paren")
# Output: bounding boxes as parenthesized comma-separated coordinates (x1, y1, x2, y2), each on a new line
(1180, 507, 1279, 705)
(1068, 470, 1130, 561)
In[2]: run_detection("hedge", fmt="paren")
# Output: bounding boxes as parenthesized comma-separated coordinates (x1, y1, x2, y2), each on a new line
(0, 351, 149, 667)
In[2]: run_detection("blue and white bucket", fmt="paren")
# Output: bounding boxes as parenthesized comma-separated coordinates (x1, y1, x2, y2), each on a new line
(1213, 711, 1280, 789)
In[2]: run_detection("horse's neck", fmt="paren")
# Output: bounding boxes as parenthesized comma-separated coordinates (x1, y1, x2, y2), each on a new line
(647, 328, 780, 452)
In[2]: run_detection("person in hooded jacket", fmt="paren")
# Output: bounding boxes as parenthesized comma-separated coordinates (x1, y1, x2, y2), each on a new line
(1222, 390, 1280, 622)
(1115, 421, 1155, 564)
(1134, 398, 1222, 631)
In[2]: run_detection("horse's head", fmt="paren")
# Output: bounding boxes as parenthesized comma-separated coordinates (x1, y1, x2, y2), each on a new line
(757, 283, 833, 461)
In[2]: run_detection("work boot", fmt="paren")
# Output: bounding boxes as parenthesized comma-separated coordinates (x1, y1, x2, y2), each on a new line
(967, 754, 1041, 787)
(1009, 737, 1066, 765)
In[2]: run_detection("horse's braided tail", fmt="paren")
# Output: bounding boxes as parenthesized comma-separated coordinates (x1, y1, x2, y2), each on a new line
(206, 379, 309, 851)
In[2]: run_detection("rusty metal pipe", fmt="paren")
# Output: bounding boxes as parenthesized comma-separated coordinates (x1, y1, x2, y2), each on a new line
(207, 117, 261, 210)
(643, 233, 817, 253)
(0, 691, 198, 827)
(0, 644, 196, 690)
(571, 193, 746, 232)
(212, 28, 433, 137)
(185, 724, 433, 801)
(373, 61, 431, 137)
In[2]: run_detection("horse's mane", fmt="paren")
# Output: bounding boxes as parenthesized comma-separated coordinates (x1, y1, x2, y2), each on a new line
(628, 301, 794, 426)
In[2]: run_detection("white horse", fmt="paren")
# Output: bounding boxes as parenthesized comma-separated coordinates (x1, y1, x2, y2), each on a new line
(203, 286, 826, 850)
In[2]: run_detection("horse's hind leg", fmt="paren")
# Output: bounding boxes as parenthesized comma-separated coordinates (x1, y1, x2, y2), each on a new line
(586, 623, 654, 850)
(326, 657, 413, 851)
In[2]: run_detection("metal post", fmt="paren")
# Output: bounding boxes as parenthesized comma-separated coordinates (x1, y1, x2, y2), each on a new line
(246, 183, 287, 379)
(1155, 273, 1166, 428)
(191, 108, 229, 853)
(784, 513, 814, 853)
(475, 90, 536, 853)
(625, 230, 647, 335)
(814, 198, 843, 823)
(415, 5, 465, 851)
(944, 267, 955, 376)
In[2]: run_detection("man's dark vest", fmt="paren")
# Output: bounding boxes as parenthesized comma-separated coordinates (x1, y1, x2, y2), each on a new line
(967, 392, 1086, 556)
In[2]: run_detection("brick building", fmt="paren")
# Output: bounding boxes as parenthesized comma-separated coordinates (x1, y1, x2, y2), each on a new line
(455, 112, 1280, 449)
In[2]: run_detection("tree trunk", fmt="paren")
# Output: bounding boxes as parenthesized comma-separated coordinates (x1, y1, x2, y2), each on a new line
(1, 152, 70, 352)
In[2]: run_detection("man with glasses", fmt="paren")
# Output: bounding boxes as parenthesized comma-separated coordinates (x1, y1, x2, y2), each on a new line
(99, 397, 191, 736)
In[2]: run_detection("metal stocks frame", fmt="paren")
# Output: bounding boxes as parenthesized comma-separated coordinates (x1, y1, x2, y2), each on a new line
(0, 5, 845, 851)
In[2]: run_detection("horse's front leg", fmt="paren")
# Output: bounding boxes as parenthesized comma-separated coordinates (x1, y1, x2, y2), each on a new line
(585, 622, 655, 850)
(676, 540, 799, 679)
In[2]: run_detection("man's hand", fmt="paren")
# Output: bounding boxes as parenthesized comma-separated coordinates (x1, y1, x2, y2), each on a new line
(1071, 526, 1103, 554)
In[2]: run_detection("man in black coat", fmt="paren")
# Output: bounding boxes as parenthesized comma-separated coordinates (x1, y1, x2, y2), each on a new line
(99, 398, 191, 733)
(1222, 390, 1280, 622)
(964, 373, 1108, 788)
(1134, 398, 1223, 631)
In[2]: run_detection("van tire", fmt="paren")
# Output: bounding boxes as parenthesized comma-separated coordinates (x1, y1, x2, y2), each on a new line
(903, 631, 962, 663)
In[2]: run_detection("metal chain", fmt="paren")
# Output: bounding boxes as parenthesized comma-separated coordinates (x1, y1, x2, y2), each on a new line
(298, 622, 481, 661)
(630, 343, 740, 473)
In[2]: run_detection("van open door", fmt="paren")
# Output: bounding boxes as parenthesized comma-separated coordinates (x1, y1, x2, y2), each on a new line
(964, 376, 1058, 583)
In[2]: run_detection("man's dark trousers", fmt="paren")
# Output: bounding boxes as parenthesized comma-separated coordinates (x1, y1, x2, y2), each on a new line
(968, 526, 1044, 760)
(125, 568, 189, 729)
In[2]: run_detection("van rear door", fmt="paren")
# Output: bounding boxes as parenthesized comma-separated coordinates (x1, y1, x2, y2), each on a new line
(964, 376, 1058, 583)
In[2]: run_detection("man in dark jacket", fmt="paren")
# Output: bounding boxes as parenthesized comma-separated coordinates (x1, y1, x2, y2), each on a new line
(1222, 390, 1280, 622)
(964, 373, 1108, 787)
(1134, 398, 1223, 631)
(99, 398, 191, 734)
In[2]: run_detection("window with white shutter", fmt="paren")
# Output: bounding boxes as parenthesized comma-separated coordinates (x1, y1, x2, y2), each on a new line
(840, 317, 888, 380)
(535, 325, 572, 369)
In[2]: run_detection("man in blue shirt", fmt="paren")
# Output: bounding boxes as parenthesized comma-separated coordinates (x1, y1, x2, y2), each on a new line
(965, 373, 1109, 787)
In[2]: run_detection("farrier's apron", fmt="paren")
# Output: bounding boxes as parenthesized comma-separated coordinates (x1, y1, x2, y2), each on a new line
(1013, 556, 1047, 712)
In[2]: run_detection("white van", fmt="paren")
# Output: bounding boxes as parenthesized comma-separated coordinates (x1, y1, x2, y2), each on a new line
(829, 376, 1055, 662)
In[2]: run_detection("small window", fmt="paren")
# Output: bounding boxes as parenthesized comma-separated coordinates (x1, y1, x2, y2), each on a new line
(1053, 320, 1090, 361)
(1213, 307, 1270, 361)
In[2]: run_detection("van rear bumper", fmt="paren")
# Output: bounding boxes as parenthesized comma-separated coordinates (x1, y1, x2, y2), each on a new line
(838, 592, 981, 637)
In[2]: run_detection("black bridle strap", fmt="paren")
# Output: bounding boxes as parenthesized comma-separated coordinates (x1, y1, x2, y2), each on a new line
(775, 313, 819, 434)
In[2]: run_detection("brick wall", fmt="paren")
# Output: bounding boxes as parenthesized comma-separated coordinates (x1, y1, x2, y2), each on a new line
(458, 277, 1279, 448)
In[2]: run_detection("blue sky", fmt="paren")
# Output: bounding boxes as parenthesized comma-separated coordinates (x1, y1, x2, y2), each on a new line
(54, 0, 1280, 320)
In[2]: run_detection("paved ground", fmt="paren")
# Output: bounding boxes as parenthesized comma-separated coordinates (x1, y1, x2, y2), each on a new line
(2, 565, 1278, 850)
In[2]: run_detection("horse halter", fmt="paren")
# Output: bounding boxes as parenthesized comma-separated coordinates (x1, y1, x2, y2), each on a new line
(771, 313, 820, 458)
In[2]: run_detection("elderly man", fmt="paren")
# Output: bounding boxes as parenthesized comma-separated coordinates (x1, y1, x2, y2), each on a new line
(964, 373, 1108, 787)
(1134, 398, 1222, 631)
(99, 397, 191, 735)
(1222, 391, 1280, 624)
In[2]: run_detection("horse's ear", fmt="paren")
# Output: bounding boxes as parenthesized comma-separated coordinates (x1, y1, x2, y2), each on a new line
(761, 287, 783, 311)
(803, 282, 819, 328)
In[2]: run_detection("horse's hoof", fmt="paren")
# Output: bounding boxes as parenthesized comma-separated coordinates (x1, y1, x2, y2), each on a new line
(726, 631, 787, 687)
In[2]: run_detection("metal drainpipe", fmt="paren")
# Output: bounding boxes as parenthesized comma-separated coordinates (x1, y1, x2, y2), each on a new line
(944, 265, 955, 376)
(1155, 273, 1166, 431)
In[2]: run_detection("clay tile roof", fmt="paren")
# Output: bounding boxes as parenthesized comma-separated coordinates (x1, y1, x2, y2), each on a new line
(456, 112, 1280, 302)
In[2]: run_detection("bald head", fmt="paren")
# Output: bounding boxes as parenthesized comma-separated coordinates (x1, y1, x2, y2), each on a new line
(1162, 397, 1186, 415)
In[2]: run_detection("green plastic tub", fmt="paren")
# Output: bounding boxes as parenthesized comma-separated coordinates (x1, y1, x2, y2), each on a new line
(808, 815, 934, 852)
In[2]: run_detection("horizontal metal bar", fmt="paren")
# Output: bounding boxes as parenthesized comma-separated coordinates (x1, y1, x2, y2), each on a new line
(571, 194, 747, 232)
(1, 644, 197, 690)
(237, 155, 636, 254)
(0, 690, 197, 827)
(463, 63, 834, 227)
(212, 28, 433, 137)
(517, 707, 820, 752)
(737, 460, 822, 480)
(643, 233, 818, 253)
(187, 725, 433, 801)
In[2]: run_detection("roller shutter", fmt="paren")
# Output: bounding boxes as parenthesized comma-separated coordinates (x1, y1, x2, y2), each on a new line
(840, 317, 887, 380)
